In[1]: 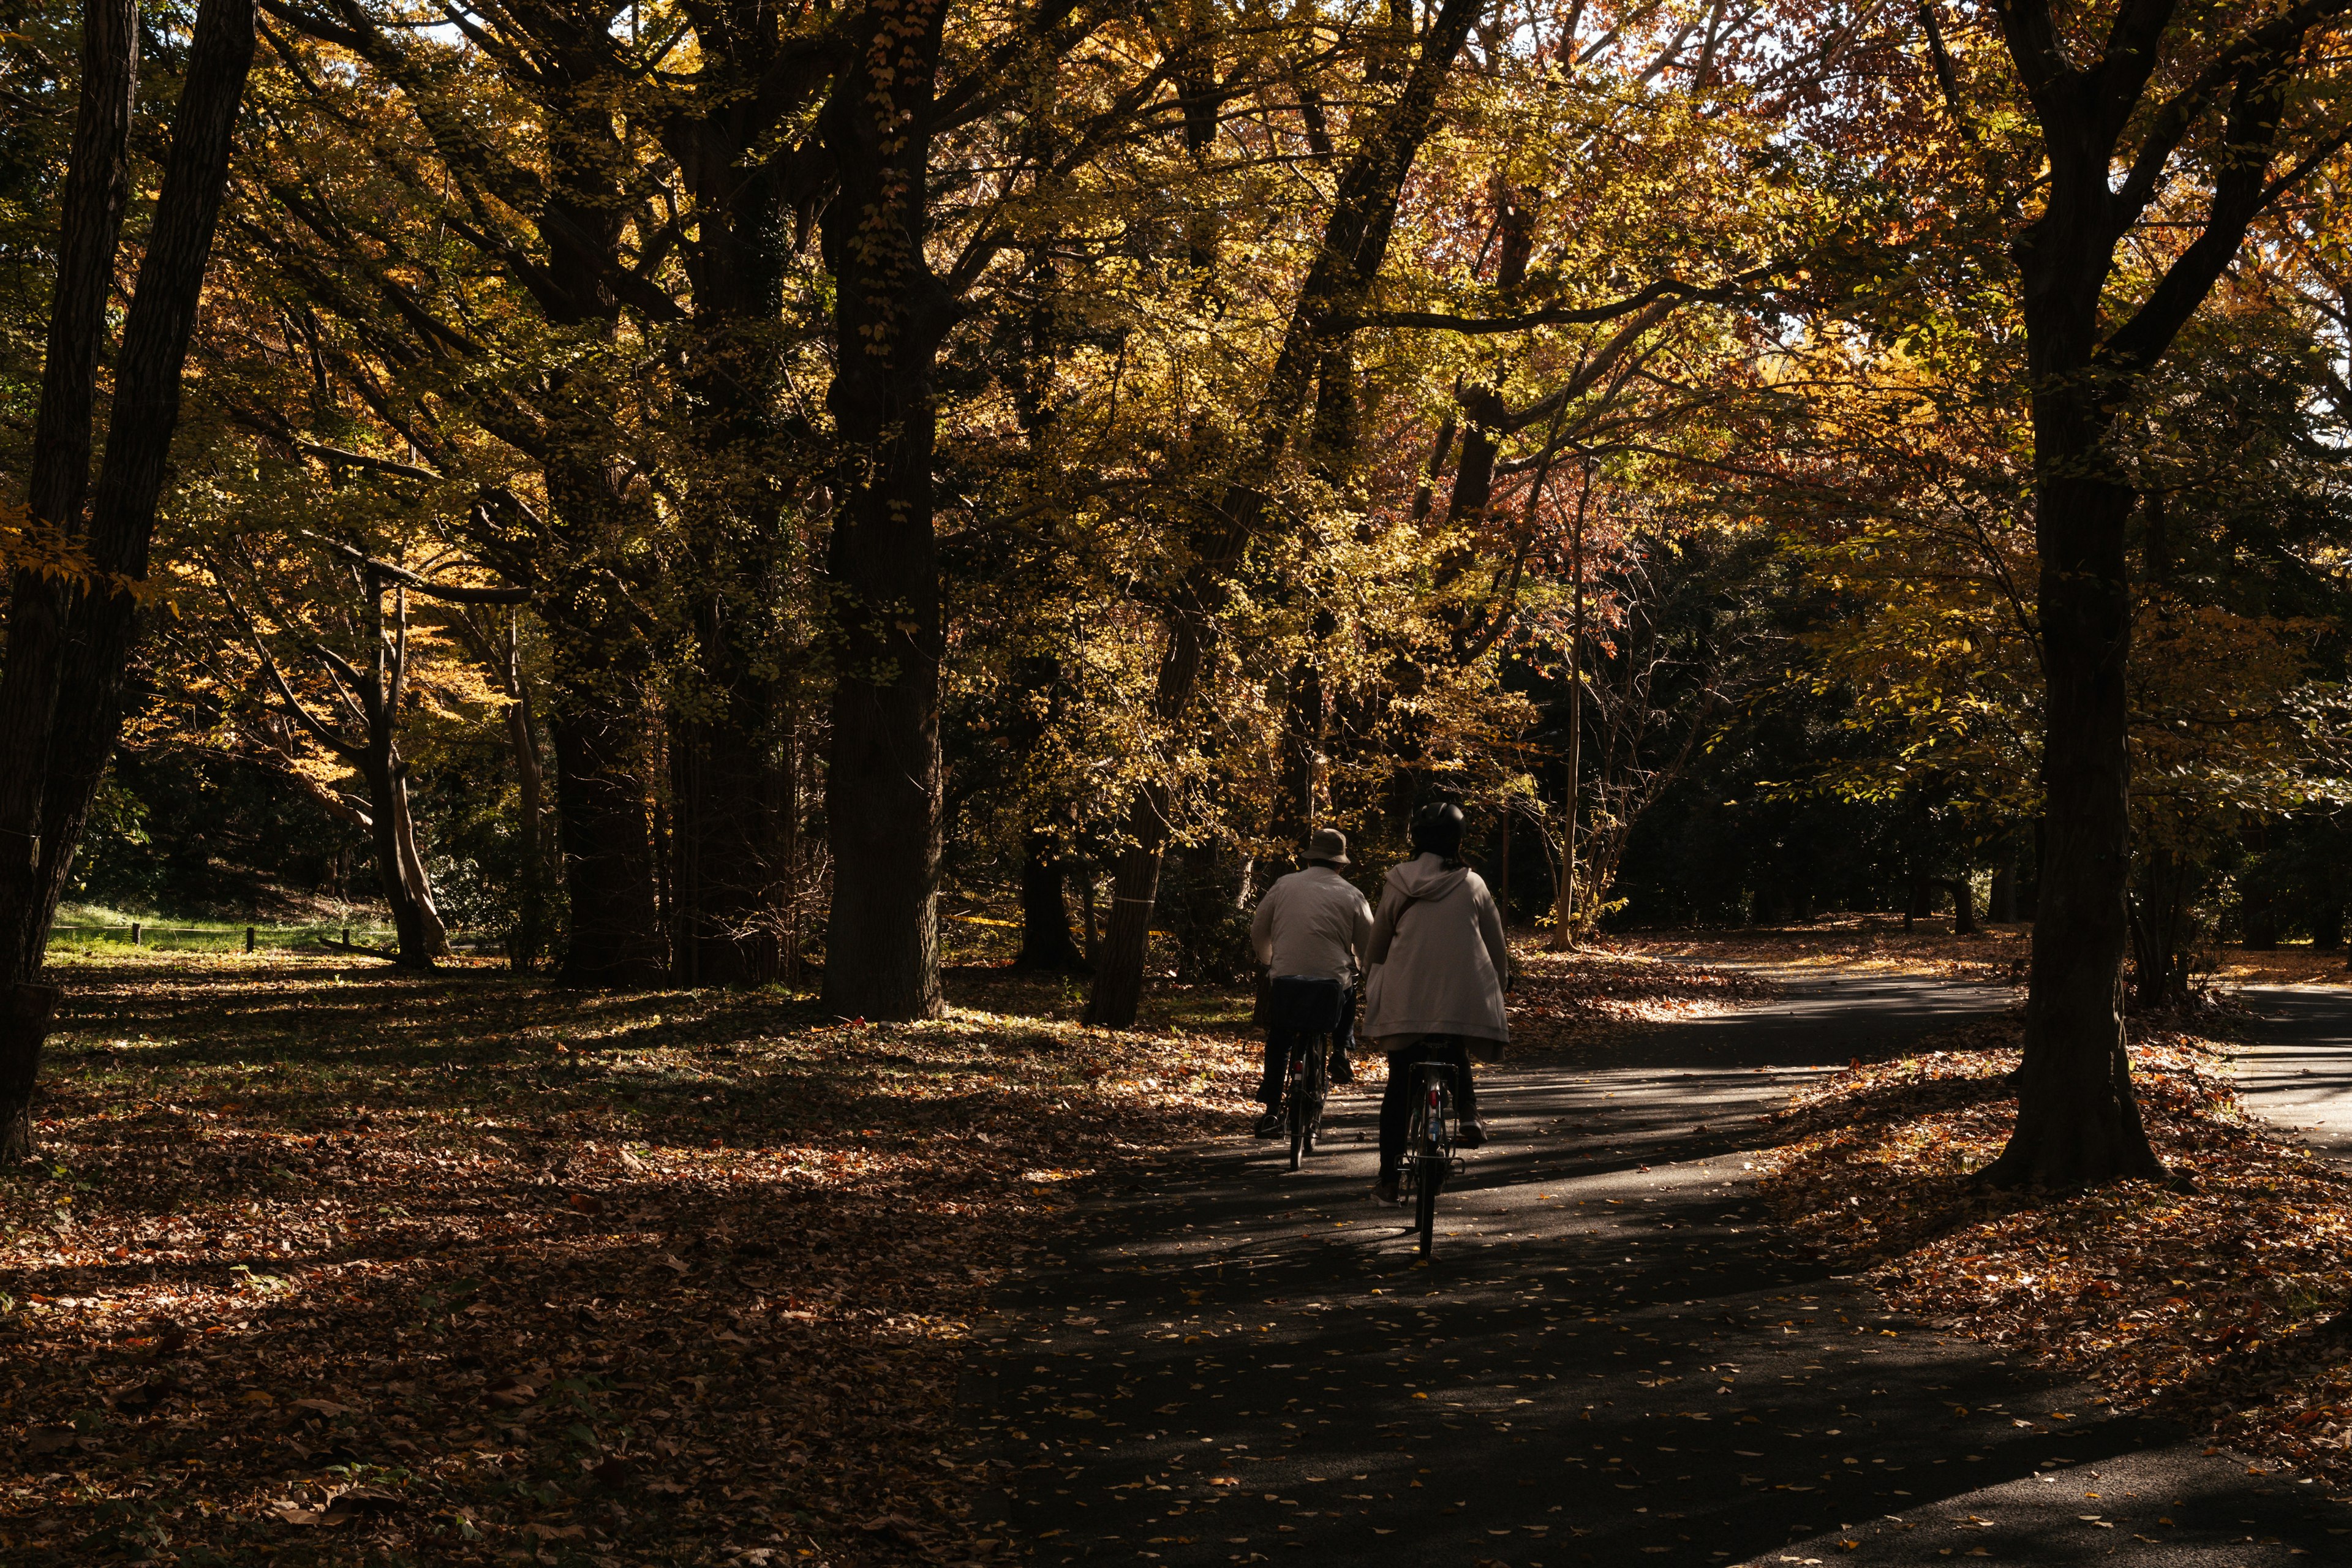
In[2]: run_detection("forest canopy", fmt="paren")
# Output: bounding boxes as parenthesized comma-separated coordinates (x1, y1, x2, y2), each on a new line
(7, 0, 2352, 1183)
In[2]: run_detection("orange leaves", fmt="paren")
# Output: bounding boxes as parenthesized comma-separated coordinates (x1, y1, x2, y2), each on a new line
(1760, 1014, 2352, 1494)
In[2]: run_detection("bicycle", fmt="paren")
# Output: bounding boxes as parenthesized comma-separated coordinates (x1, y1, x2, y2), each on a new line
(1276, 1030, 1332, 1171)
(1401, 1055, 1459, 1258)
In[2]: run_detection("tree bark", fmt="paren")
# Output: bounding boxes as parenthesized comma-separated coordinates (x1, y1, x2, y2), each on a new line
(1551, 477, 1588, 950)
(550, 701, 668, 984)
(1983, 190, 2159, 1186)
(1012, 835, 1087, 973)
(0, 0, 255, 1158)
(818, 0, 954, 1021)
(0, 0, 139, 1160)
(1085, 0, 1487, 1026)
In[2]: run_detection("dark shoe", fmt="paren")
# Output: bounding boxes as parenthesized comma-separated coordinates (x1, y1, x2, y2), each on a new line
(1458, 1119, 1488, 1150)
(1253, 1110, 1284, 1139)
(1329, 1054, 1354, 1085)
(1373, 1175, 1402, 1205)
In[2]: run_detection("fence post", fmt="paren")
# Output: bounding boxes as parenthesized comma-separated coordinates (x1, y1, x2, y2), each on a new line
(341, 925, 350, 948)
(245, 925, 256, 953)
(129, 921, 140, 947)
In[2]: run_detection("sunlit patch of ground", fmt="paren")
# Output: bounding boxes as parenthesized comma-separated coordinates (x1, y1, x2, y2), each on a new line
(1758, 1018, 2352, 1491)
(2213, 944, 2352, 988)
(1505, 937, 1781, 1053)
(1627, 911, 2032, 983)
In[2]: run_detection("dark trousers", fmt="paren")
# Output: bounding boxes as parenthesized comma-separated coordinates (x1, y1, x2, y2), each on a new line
(1379, 1037, 1477, 1177)
(1256, 987, 1355, 1106)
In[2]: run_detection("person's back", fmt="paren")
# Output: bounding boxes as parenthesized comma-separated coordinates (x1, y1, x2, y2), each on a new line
(1253, 863, 1372, 984)
(1247, 829, 1374, 1135)
(1361, 853, 1508, 1047)
(1363, 802, 1509, 1202)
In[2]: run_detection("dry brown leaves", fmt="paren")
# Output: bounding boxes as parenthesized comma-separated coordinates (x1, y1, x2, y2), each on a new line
(1757, 1016, 2352, 1488)
(0, 959, 1254, 1567)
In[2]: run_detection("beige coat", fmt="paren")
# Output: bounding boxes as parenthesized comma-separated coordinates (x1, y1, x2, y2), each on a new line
(1362, 854, 1510, 1056)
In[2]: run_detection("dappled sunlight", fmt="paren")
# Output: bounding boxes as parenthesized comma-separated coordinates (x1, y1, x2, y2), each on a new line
(0, 961, 1256, 1564)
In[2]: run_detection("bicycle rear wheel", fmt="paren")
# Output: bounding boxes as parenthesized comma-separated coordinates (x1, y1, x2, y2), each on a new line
(1287, 1095, 1306, 1170)
(1415, 1155, 1440, 1256)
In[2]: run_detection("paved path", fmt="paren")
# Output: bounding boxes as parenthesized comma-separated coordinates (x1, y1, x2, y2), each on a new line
(969, 973, 2352, 1567)
(2231, 985, 2352, 1167)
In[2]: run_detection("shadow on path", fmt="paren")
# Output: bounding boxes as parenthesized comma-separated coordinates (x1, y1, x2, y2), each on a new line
(2231, 986, 2352, 1168)
(968, 973, 2352, 1567)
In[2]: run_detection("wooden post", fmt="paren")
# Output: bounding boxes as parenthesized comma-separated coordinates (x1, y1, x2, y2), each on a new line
(244, 925, 255, 953)
(128, 920, 140, 946)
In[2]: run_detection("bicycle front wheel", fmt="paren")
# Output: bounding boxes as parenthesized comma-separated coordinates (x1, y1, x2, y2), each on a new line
(1415, 1155, 1440, 1256)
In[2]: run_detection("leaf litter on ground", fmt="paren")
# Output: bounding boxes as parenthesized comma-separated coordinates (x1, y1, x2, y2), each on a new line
(1756, 1012, 2352, 1494)
(0, 944, 1777, 1565)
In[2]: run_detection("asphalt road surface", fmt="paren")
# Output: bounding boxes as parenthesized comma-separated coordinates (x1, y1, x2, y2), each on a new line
(2231, 985, 2352, 1169)
(967, 973, 2352, 1567)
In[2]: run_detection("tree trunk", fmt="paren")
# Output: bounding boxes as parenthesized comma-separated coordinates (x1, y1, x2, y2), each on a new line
(550, 702, 668, 984)
(1935, 873, 1979, 936)
(1012, 835, 1087, 973)
(1271, 655, 1325, 859)
(0, 0, 255, 1158)
(0, 0, 139, 1160)
(1985, 455, 2161, 1183)
(2129, 847, 2190, 1009)
(364, 752, 432, 970)
(500, 657, 551, 970)
(388, 767, 450, 960)
(665, 45, 793, 991)
(670, 706, 782, 986)
(1085, 0, 1487, 1026)
(817, 0, 953, 1022)
(1991, 856, 2018, 924)
(1551, 483, 1587, 951)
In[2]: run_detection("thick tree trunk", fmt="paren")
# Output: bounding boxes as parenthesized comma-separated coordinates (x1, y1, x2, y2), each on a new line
(670, 706, 782, 986)
(817, 0, 953, 1021)
(0, 0, 254, 1158)
(0, 0, 139, 1159)
(550, 703, 668, 984)
(1935, 873, 1978, 936)
(1012, 835, 1087, 973)
(1985, 456, 2162, 1183)
(665, 48, 793, 990)
(388, 768, 450, 959)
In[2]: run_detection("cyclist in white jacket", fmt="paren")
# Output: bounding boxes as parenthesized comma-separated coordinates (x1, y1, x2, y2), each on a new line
(1362, 802, 1509, 1202)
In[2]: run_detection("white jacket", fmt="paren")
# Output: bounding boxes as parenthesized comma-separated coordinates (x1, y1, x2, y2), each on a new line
(1250, 865, 1374, 984)
(1362, 854, 1510, 1053)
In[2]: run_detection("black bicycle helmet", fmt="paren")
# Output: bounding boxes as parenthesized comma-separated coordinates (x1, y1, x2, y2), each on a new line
(1409, 801, 1465, 864)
